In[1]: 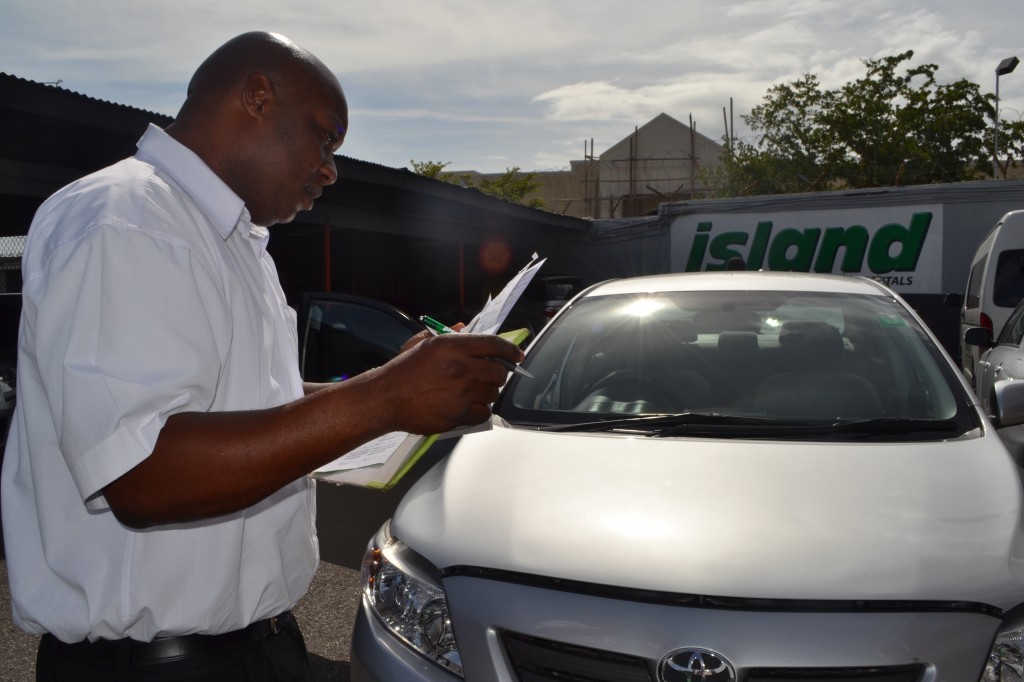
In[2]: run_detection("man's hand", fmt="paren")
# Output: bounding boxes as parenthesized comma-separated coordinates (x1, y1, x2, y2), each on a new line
(400, 321, 466, 353)
(371, 332, 523, 435)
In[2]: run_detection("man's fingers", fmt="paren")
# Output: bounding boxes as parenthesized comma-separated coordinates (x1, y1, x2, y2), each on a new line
(446, 333, 524, 363)
(400, 330, 433, 354)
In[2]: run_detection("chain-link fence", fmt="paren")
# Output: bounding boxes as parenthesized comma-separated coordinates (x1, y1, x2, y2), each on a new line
(0, 235, 25, 259)
(0, 235, 25, 293)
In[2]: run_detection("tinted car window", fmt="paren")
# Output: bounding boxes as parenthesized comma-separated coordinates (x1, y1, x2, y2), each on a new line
(999, 299, 1024, 346)
(966, 257, 986, 309)
(299, 294, 422, 382)
(993, 249, 1024, 308)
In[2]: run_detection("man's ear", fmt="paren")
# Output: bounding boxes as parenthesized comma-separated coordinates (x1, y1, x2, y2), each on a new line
(241, 72, 273, 119)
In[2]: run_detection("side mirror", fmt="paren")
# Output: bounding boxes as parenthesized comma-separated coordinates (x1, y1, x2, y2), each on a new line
(964, 327, 993, 348)
(992, 379, 1024, 428)
(943, 292, 964, 308)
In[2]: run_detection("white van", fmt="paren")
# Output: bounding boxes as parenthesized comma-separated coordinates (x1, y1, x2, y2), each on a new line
(960, 209, 1024, 387)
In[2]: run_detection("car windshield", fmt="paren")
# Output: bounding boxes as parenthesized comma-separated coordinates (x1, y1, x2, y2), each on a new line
(495, 288, 979, 440)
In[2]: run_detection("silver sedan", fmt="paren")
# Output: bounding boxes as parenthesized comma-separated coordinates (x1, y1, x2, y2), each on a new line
(352, 271, 1024, 681)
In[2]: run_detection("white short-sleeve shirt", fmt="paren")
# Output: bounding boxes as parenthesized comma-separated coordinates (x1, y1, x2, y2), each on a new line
(0, 124, 318, 643)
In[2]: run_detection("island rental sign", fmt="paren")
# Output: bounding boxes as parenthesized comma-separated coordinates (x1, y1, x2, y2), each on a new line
(668, 205, 944, 294)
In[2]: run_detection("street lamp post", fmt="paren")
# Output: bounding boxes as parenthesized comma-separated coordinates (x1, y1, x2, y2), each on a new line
(994, 56, 1020, 178)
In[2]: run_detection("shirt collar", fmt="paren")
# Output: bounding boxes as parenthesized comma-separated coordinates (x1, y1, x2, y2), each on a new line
(134, 124, 247, 242)
(248, 223, 270, 257)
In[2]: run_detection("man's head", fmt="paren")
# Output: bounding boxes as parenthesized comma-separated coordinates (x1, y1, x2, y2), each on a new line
(167, 32, 348, 227)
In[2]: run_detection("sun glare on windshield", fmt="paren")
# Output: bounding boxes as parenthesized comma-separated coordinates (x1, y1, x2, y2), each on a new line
(618, 298, 667, 317)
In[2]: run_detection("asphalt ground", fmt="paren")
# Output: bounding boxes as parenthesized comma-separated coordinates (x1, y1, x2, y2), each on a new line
(0, 559, 363, 682)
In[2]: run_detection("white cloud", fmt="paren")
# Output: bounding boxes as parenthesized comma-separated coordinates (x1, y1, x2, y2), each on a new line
(2, 0, 1022, 172)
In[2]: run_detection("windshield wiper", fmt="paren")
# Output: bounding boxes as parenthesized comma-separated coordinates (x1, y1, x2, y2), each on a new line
(538, 412, 809, 434)
(656, 416, 964, 439)
(534, 414, 964, 439)
(824, 417, 962, 435)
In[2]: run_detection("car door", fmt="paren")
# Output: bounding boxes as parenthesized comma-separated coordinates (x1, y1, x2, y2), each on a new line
(297, 292, 463, 569)
(297, 292, 424, 383)
(977, 297, 1024, 412)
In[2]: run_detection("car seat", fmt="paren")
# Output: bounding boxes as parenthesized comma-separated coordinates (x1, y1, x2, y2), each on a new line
(754, 320, 883, 420)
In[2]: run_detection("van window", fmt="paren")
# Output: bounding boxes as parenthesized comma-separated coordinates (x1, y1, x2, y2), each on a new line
(993, 250, 1024, 307)
(966, 257, 986, 309)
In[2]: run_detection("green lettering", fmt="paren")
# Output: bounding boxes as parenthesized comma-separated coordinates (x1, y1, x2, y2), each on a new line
(680, 213, 932, 276)
(815, 226, 869, 273)
(767, 228, 821, 271)
(685, 222, 713, 272)
(748, 221, 772, 270)
(706, 232, 749, 270)
(867, 212, 932, 274)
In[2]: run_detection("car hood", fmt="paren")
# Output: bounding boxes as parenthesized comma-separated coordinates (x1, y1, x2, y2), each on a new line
(391, 425, 1024, 610)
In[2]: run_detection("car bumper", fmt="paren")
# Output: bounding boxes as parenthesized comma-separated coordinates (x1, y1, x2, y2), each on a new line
(357, 570, 1003, 681)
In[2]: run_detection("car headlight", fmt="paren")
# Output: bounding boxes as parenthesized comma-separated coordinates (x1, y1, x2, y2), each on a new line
(981, 624, 1024, 680)
(360, 521, 463, 677)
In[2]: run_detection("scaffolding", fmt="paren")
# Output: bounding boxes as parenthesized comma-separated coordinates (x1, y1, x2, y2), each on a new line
(582, 114, 715, 219)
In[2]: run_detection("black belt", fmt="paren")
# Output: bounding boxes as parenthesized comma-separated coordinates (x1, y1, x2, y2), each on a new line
(47, 610, 296, 664)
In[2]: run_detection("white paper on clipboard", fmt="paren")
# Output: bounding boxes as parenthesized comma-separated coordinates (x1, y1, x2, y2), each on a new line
(461, 254, 546, 335)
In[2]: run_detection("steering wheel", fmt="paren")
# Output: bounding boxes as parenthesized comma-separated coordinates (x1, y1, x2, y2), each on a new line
(577, 370, 679, 413)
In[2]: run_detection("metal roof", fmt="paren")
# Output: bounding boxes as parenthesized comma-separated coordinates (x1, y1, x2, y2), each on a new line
(0, 72, 590, 243)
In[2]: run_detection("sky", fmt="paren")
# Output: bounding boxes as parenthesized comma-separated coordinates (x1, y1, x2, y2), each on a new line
(2, 0, 1023, 174)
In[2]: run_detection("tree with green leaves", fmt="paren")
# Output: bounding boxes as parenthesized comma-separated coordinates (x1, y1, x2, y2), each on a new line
(410, 160, 545, 208)
(997, 117, 1024, 178)
(476, 167, 545, 208)
(716, 50, 1006, 196)
(408, 160, 471, 186)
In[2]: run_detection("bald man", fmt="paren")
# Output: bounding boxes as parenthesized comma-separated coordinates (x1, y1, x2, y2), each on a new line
(1, 32, 521, 681)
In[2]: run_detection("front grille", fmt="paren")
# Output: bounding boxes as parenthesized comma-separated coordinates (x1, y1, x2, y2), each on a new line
(500, 631, 926, 682)
(501, 630, 653, 681)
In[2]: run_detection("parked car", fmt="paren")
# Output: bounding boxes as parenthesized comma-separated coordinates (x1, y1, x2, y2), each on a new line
(350, 271, 1024, 681)
(965, 292, 1024, 466)
(969, 292, 1024, 410)
(298, 292, 424, 384)
(506, 274, 585, 338)
(960, 209, 1024, 388)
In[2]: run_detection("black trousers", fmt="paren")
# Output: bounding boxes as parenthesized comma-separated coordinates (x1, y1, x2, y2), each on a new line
(35, 615, 311, 682)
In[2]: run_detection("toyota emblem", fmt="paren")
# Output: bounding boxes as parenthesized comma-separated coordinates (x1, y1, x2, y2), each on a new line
(659, 648, 735, 682)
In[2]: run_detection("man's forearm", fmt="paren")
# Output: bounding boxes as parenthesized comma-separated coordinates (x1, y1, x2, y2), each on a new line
(100, 332, 520, 528)
(102, 376, 393, 528)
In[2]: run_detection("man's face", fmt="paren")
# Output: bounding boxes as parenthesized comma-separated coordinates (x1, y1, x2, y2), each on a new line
(247, 74, 348, 227)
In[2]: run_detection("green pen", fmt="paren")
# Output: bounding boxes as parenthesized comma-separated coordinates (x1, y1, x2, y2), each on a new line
(420, 315, 457, 335)
(418, 315, 534, 379)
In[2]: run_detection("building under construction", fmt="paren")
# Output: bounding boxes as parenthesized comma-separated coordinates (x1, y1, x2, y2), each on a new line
(465, 112, 727, 219)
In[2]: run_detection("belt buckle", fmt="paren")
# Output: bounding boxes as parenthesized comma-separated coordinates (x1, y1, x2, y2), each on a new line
(268, 615, 280, 635)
